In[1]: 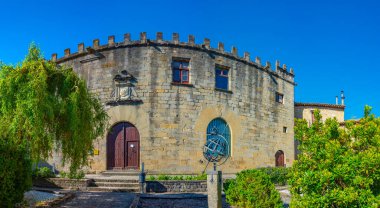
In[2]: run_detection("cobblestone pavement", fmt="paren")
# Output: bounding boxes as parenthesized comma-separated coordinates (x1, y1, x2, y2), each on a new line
(58, 192, 135, 208)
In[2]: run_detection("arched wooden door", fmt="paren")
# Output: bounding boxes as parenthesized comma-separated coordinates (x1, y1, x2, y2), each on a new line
(107, 122, 140, 170)
(275, 150, 285, 167)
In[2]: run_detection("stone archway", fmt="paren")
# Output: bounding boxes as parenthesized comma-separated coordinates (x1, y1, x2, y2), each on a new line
(107, 122, 140, 170)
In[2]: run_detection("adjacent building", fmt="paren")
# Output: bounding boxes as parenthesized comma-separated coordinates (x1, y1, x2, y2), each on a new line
(294, 92, 346, 158)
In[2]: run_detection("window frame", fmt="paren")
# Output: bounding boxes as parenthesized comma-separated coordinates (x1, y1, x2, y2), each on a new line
(215, 65, 230, 91)
(275, 92, 284, 104)
(206, 118, 231, 157)
(172, 59, 190, 84)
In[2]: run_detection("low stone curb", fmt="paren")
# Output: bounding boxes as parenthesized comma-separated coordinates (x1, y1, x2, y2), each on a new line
(140, 193, 208, 199)
(34, 192, 75, 208)
(129, 194, 140, 208)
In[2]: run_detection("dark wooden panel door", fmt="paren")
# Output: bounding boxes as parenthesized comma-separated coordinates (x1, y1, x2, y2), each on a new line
(107, 123, 124, 170)
(114, 130, 125, 169)
(125, 125, 140, 169)
(107, 122, 140, 170)
(126, 141, 139, 168)
(275, 150, 285, 167)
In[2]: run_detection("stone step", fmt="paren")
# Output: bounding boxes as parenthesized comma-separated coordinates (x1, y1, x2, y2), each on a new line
(87, 186, 140, 192)
(91, 178, 139, 183)
(90, 182, 140, 188)
(100, 170, 141, 176)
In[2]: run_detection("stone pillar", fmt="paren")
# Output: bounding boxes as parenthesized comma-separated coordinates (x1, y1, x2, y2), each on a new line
(207, 171, 222, 208)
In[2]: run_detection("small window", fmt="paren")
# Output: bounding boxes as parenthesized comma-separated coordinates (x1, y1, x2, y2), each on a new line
(275, 92, 284, 104)
(172, 59, 190, 84)
(215, 66, 229, 90)
(283, 127, 287, 133)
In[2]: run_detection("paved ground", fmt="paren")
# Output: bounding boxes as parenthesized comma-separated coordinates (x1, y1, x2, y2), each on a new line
(58, 192, 135, 208)
(137, 193, 231, 208)
(24, 190, 63, 206)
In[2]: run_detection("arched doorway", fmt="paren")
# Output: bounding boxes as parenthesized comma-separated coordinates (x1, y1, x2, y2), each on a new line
(275, 150, 285, 167)
(107, 122, 140, 170)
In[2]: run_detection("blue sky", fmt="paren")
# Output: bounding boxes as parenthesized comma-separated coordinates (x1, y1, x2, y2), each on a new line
(1, 0, 379, 119)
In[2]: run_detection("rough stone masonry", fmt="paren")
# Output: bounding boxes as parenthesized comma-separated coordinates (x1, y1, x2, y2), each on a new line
(50, 32, 296, 174)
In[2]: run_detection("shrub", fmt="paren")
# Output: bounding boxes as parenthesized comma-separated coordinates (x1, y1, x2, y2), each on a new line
(59, 170, 85, 179)
(157, 174, 171, 180)
(0, 140, 32, 207)
(68, 170, 85, 179)
(193, 173, 207, 180)
(59, 171, 67, 178)
(148, 174, 207, 181)
(226, 169, 283, 208)
(258, 167, 291, 186)
(172, 175, 184, 180)
(223, 179, 234, 192)
(32, 167, 55, 179)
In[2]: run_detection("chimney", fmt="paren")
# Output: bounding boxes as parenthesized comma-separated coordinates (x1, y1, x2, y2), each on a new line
(335, 96, 339, 105)
(341, 90, 345, 105)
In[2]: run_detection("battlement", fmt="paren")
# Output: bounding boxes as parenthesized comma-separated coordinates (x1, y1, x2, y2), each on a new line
(52, 32, 295, 84)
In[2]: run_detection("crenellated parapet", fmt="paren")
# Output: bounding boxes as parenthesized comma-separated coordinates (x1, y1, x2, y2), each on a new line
(52, 32, 295, 84)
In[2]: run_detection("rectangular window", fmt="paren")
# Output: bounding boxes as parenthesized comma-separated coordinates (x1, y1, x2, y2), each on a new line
(215, 66, 229, 90)
(275, 92, 284, 104)
(172, 59, 190, 84)
(283, 126, 287, 133)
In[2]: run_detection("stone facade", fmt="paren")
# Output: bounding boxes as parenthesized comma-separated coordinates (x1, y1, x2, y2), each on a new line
(294, 103, 345, 123)
(51, 32, 296, 174)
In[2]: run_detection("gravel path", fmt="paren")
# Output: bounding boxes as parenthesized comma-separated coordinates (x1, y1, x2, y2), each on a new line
(58, 192, 135, 208)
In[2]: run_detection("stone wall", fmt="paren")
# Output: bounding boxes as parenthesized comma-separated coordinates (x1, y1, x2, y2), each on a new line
(146, 180, 207, 193)
(33, 178, 92, 190)
(51, 32, 296, 174)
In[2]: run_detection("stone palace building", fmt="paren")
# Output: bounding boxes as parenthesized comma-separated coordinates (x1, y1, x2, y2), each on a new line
(50, 32, 296, 174)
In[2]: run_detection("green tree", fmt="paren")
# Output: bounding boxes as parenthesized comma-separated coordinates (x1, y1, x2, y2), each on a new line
(226, 169, 283, 208)
(0, 44, 108, 206)
(290, 107, 380, 207)
(0, 139, 31, 207)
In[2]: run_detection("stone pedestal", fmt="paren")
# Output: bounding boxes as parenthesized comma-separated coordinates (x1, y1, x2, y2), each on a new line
(207, 171, 222, 208)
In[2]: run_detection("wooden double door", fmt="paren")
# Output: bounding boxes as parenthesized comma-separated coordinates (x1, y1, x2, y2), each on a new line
(107, 122, 140, 170)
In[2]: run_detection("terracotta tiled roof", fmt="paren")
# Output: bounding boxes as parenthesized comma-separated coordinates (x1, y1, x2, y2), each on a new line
(295, 102, 345, 109)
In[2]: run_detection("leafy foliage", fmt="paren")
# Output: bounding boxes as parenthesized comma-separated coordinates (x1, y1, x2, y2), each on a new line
(0, 43, 108, 173)
(147, 174, 207, 181)
(0, 44, 107, 206)
(59, 170, 85, 179)
(290, 107, 380, 207)
(32, 167, 55, 179)
(226, 169, 283, 208)
(0, 139, 32, 207)
(258, 167, 291, 186)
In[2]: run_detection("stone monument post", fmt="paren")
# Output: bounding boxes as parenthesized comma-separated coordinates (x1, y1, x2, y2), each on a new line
(207, 169, 222, 208)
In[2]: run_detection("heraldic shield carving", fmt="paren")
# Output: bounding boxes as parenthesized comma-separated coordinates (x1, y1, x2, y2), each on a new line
(106, 70, 142, 106)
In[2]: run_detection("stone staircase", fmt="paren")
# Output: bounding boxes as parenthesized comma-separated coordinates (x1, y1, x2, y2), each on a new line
(87, 178, 140, 192)
(86, 171, 141, 192)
